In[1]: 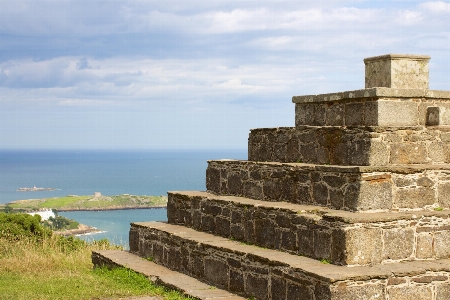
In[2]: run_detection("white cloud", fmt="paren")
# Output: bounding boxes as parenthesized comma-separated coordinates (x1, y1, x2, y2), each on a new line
(1, 0, 450, 149)
(396, 10, 423, 25)
(419, 1, 450, 14)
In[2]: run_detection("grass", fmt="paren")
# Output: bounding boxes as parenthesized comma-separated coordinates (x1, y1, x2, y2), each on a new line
(7, 194, 168, 211)
(0, 235, 191, 300)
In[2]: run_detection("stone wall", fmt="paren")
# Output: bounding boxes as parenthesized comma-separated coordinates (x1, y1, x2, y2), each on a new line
(206, 160, 450, 211)
(129, 222, 450, 300)
(248, 126, 450, 165)
(168, 192, 450, 266)
(292, 90, 450, 127)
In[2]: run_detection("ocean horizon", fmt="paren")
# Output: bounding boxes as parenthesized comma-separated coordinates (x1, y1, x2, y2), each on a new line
(0, 149, 247, 247)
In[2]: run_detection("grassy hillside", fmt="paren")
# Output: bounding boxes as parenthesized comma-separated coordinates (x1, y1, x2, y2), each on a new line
(7, 194, 168, 211)
(0, 212, 190, 300)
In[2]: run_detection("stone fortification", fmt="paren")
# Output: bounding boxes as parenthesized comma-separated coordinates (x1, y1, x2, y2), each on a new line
(94, 54, 450, 299)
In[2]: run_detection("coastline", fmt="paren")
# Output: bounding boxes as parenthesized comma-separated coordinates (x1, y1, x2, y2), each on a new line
(56, 204, 167, 212)
(53, 223, 101, 237)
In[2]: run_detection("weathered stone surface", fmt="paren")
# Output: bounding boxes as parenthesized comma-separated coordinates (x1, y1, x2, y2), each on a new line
(416, 233, 433, 259)
(91, 250, 247, 300)
(355, 180, 392, 211)
(292, 88, 450, 104)
(294, 97, 450, 127)
(331, 283, 385, 300)
(248, 126, 450, 166)
(332, 227, 383, 266)
(390, 143, 428, 164)
(364, 54, 430, 89)
(167, 191, 450, 266)
(438, 182, 450, 208)
(382, 228, 414, 260)
(394, 187, 435, 209)
(434, 231, 450, 259)
(127, 222, 450, 300)
(377, 100, 419, 126)
(387, 285, 432, 300)
(206, 160, 450, 211)
(436, 284, 450, 299)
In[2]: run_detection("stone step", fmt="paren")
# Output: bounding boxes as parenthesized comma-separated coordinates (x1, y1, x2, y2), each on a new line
(206, 160, 450, 211)
(248, 126, 450, 166)
(129, 222, 450, 300)
(167, 191, 450, 266)
(292, 87, 450, 128)
(92, 249, 246, 300)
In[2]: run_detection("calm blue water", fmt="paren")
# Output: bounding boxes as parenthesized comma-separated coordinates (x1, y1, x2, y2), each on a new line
(0, 149, 247, 247)
(59, 208, 168, 249)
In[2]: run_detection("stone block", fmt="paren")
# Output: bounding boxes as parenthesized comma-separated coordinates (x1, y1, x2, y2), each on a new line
(416, 232, 433, 259)
(205, 258, 230, 287)
(344, 102, 365, 126)
(429, 141, 446, 162)
(354, 180, 392, 211)
(394, 187, 435, 209)
(215, 217, 231, 237)
(387, 285, 432, 300)
(297, 225, 315, 258)
(312, 182, 328, 206)
(332, 227, 383, 266)
(228, 173, 243, 195)
(378, 100, 418, 126)
(367, 140, 389, 165)
(364, 100, 379, 126)
(255, 218, 276, 249)
(230, 224, 244, 240)
(295, 104, 315, 126)
(348, 139, 371, 165)
(314, 104, 326, 126)
(364, 54, 430, 89)
(325, 102, 345, 126)
(270, 276, 287, 300)
(313, 230, 331, 260)
(279, 230, 297, 252)
(286, 282, 313, 300)
(243, 181, 263, 200)
(229, 269, 245, 294)
(438, 182, 450, 208)
(390, 143, 427, 164)
(434, 231, 450, 259)
(245, 274, 269, 299)
(331, 283, 386, 300)
(206, 167, 221, 193)
(263, 179, 283, 201)
(436, 284, 450, 299)
(383, 228, 414, 260)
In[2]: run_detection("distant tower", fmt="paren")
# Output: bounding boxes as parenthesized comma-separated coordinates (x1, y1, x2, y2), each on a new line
(94, 192, 101, 198)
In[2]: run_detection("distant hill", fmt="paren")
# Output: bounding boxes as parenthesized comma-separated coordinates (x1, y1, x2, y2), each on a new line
(6, 194, 168, 211)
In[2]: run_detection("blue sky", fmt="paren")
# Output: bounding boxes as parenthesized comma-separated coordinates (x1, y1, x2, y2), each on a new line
(0, 0, 449, 149)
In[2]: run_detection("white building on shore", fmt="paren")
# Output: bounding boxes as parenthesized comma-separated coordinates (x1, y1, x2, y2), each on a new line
(27, 209, 55, 221)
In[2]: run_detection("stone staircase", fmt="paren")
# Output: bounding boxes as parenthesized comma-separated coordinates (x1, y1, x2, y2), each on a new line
(93, 54, 450, 299)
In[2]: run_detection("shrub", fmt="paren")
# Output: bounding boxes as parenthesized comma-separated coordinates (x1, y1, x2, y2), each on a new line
(0, 212, 52, 241)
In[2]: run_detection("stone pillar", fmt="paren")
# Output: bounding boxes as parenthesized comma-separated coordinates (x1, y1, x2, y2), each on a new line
(364, 54, 430, 89)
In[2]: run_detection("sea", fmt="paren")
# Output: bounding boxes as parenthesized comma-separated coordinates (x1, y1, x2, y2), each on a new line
(0, 149, 247, 248)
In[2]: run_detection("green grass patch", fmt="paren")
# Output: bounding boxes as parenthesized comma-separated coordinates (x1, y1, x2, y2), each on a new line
(7, 195, 168, 211)
(0, 213, 191, 300)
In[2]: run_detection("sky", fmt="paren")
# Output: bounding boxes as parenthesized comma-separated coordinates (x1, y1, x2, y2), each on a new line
(0, 0, 449, 149)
